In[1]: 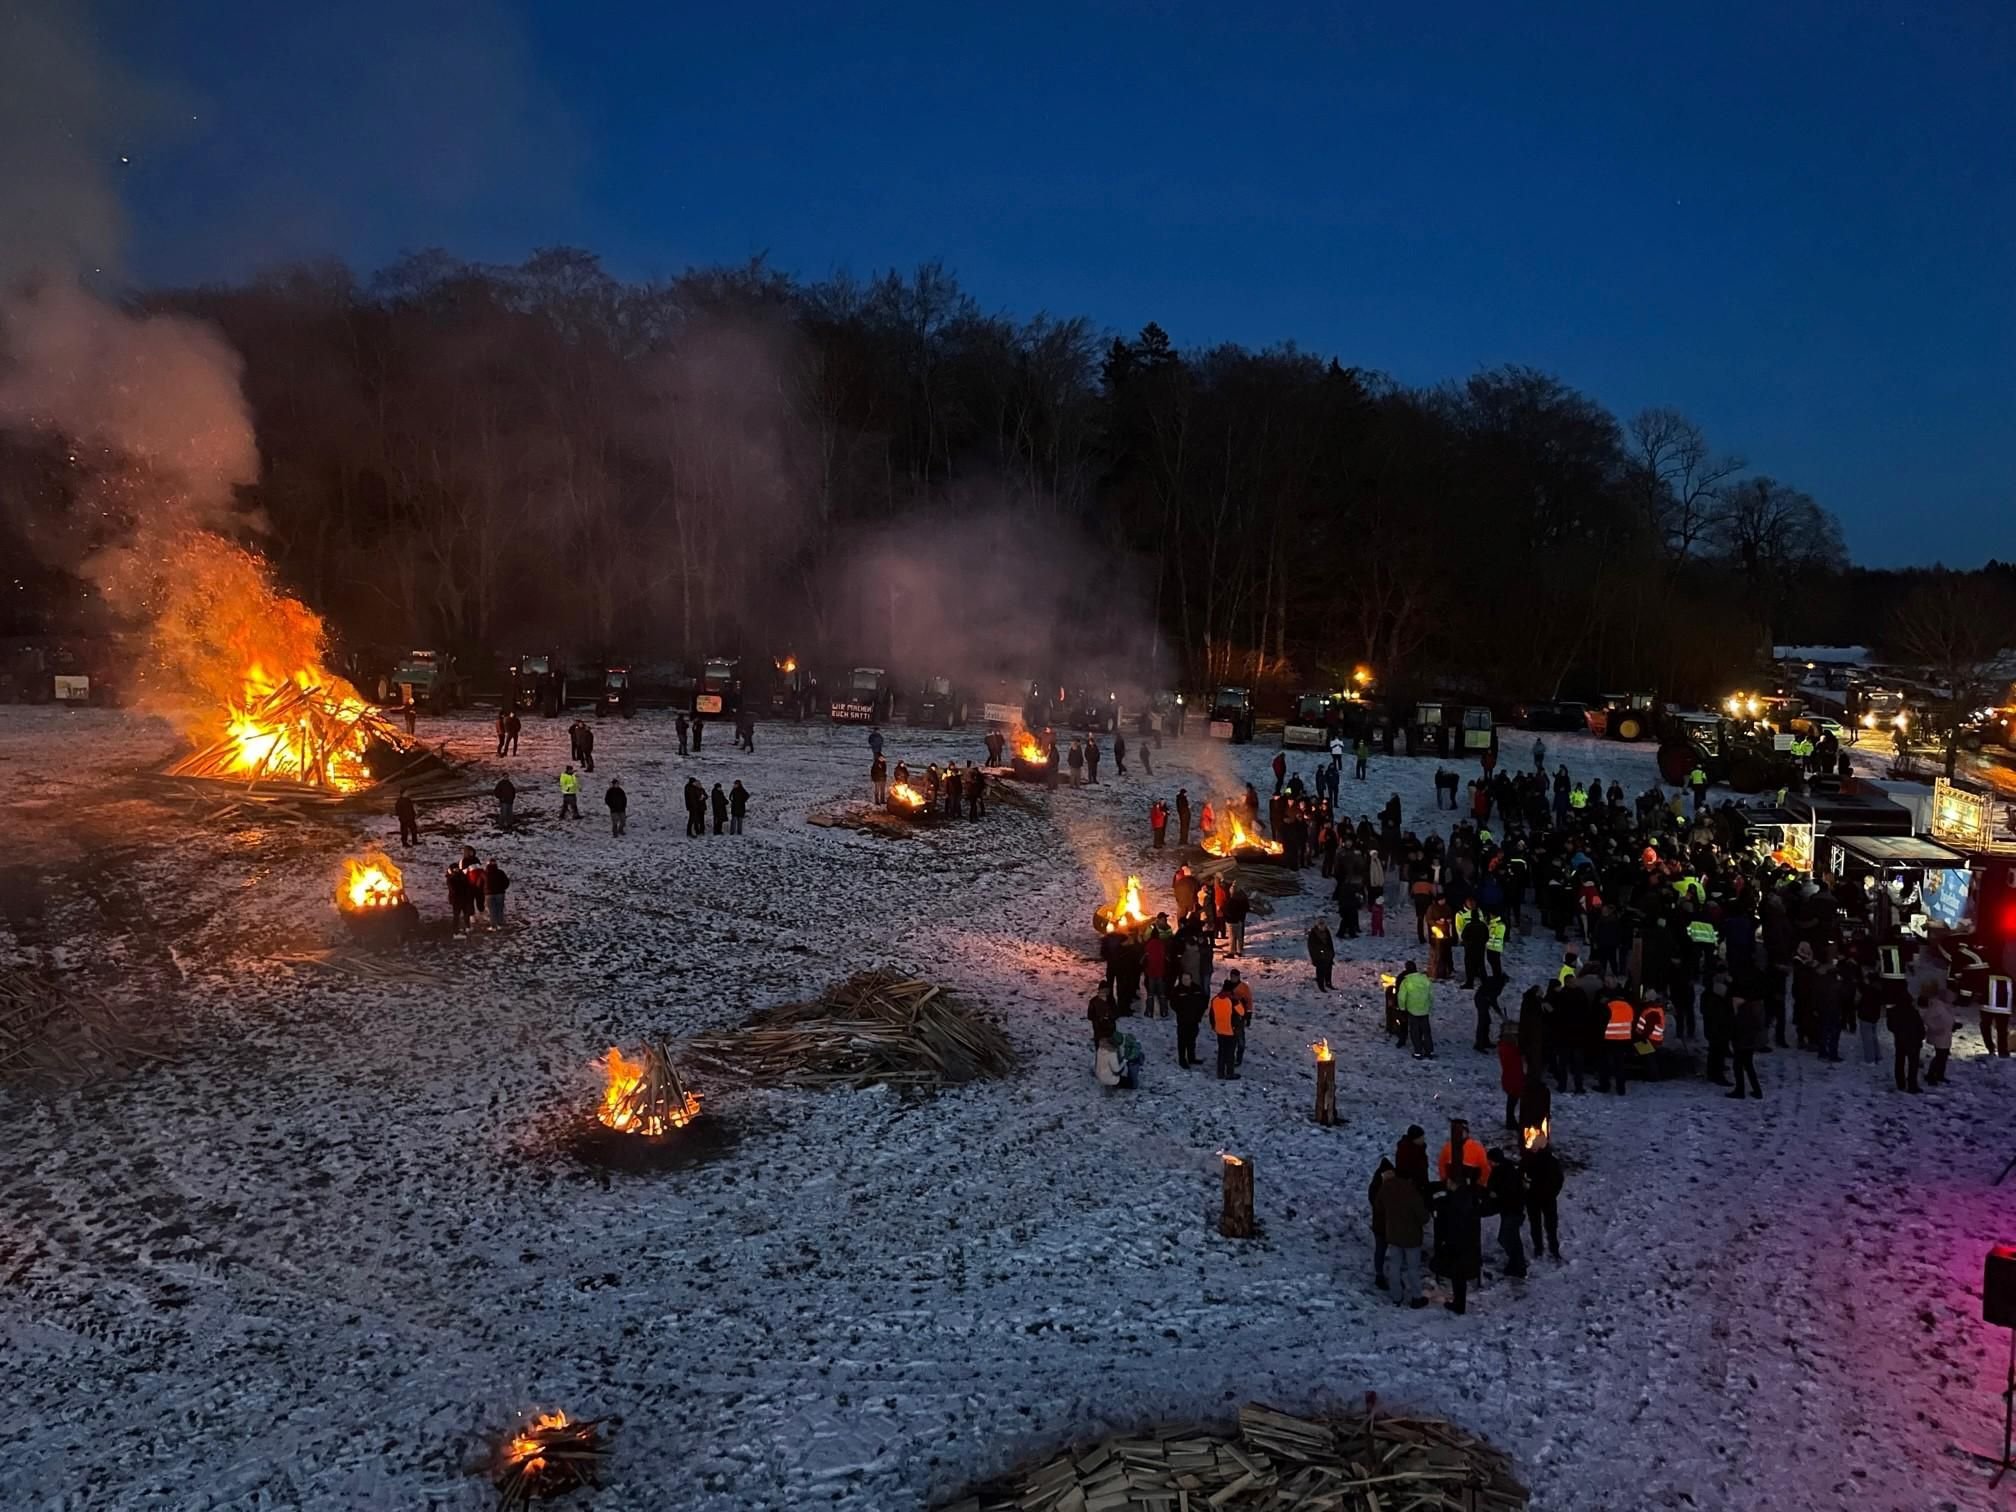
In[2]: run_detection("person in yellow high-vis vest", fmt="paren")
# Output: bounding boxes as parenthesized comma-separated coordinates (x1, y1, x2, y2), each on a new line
(1485, 912, 1508, 981)
(558, 764, 582, 820)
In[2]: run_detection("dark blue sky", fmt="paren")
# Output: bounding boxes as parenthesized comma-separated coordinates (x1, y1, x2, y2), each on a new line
(104, 1, 2013, 565)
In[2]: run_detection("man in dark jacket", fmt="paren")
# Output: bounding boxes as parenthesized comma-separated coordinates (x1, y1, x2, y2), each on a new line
(1432, 1166, 1485, 1314)
(1225, 884, 1251, 956)
(683, 777, 706, 838)
(729, 779, 750, 833)
(1381, 1149, 1431, 1306)
(395, 788, 419, 847)
(1700, 971, 1733, 1084)
(604, 777, 628, 836)
(1306, 919, 1335, 990)
(1367, 1157, 1395, 1290)
(578, 721, 595, 773)
(1087, 982, 1118, 1049)
(675, 712, 689, 756)
(493, 774, 516, 828)
(1486, 1151, 1528, 1279)
(1887, 996, 1924, 1093)
(1175, 788, 1191, 846)
(1473, 975, 1503, 1053)
(1170, 970, 1206, 1068)
(1524, 1142, 1564, 1259)
(1333, 872, 1362, 938)
(1728, 990, 1765, 1099)
(710, 782, 729, 834)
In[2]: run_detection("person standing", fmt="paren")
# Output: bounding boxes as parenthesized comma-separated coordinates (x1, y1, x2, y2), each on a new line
(1380, 1151, 1430, 1307)
(1497, 1018, 1525, 1128)
(494, 708, 508, 757)
(558, 765, 582, 821)
(870, 753, 887, 805)
(604, 776, 627, 836)
(1854, 967, 1883, 1063)
(1271, 748, 1287, 794)
(1728, 988, 1765, 1099)
(1225, 970, 1253, 1066)
(1432, 1166, 1485, 1315)
(492, 774, 517, 829)
(578, 721, 595, 773)
(1175, 788, 1192, 846)
(1920, 988, 1955, 1086)
(730, 780, 749, 834)
(482, 857, 509, 925)
(1306, 917, 1335, 990)
(403, 698, 417, 738)
(1400, 964, 1434, 1059)
(1142, 917, 1171, 1017)
(394, 788, 419, 848)
(1368, 1156, 1395, 1290)
(1887, 993, 1925, 1093)
(504, 710, 520, 754)
(1354, 735, 1370, 781)
(1487, 1149, 1528, 1279)
(1524, 1140, 1564, 1259)
(1225, 883, 1250, 957)
(710, 782, 729, 835)
(1150, 799, 1168, 849)
(1334, 871, 1362, 938)
(691, 713, 705, 751)
(1171, 968, 1206, 1068)
(683, 777, 706, 838)
(1210, 980, 1245, 1079)
(1474, 975, 1504, 1054)
(965, 763, 985, 819)
(1701, 970, 1733, 1084)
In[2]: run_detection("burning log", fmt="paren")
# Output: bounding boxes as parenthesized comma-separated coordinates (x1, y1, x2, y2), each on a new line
(1219, 1152, 1255, 1238)
(491, 1411, 610, 1511)
(334, 852, 418, 944)
(1201, 815, 1287, 865)
(1312, 1040, 1338, 1126)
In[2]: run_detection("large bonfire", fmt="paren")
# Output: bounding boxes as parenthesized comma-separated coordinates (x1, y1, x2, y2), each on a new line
(155, 535, 411, 791)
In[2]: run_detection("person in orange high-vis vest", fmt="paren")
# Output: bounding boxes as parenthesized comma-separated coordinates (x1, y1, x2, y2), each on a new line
(1599, 996, 1635, 1096)
(1210, 986, 1245, 1080)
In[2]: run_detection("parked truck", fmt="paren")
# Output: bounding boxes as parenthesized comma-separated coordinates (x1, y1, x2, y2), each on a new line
(390, 649, 463, 712)
(508, 652, 567, 717)
(910, 674, 970, 729)
(831, 666, 895, 724)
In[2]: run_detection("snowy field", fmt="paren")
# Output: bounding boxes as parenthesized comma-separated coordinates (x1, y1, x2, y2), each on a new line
(1, 705, 2012, 1511)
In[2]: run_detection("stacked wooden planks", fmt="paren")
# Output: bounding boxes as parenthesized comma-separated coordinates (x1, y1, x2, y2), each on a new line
(683, 969, 1016, 1090)
(938, 1402, 1527, 1512)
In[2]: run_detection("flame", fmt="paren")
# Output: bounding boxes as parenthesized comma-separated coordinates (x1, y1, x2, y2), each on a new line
(1522, 1117, 1550, 1152)
(597, 1047, 701, 1135)
(213, 661, 384, 789)
(776, 655, 798, 674)
(888, 781, 927, 811)
(337, 851, 403, 910)
(1013, 728, 1046, 763)
(505, 1411, 572, 1474)
(1202, 815, 1284, 858)
(1220, 1152, 1244, 1167)
(1102, 875, 1148, 932)
(1311, 1039, 1333, 1062)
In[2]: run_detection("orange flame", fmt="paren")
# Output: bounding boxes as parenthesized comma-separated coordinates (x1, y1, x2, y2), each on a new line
(337, 851, 403, 910)
(888, 781, 927, 811)
(1311, 1039, 1333, 1062)
(1220, 1152, 1245, 1167)
(1013, 728, 1046, 763)
(1202, 815, 1284, 858)
(1522, 1117, 1550, 1152)
(505, 1411, 572, 1476)
(597, 1047, 701, 1135)
(1102, 875, 1148, 933)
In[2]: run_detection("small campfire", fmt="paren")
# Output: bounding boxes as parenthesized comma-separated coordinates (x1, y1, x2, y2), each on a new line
(492, 1410, 610, 1511)
(886, 780, 928, 814)
(334, 851, 417, 942)
(1201, 815, 1286, 863)
(598, 1044, 701, 1135)
(1093, 874, 1152, 938)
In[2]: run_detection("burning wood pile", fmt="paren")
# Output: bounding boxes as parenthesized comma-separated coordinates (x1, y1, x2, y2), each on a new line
(570, 1042, 713, 1171)
(684, 970, 1015, 1090)
(1202, 814, 1287, 864)
(491, 1410, 611, 1510)
(938, 1400, 1528, 1512)
(334, 851, 418, 942)
(1092, 874, 1153, 939)
(1007, 727, 1053, 781)
(886, 779, 930, 815)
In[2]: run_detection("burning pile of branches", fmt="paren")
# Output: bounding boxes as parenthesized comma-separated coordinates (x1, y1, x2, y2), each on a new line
(1202, 814, 1286, 862)
(939, 1400, 1528, 1512)
(684, 970, 1015, 1090)
(491, 1411, 610, 1510)
(1093, 874, 1152, 938)
(597, 1044, 702, 1135)
(1007, 727, 1052, 780)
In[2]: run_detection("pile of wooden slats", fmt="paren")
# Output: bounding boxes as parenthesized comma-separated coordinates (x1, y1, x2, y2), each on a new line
(0, 965, 169, 1080)
(939, 1403, 1527, 1511)
(683, 969, 1017, 1090)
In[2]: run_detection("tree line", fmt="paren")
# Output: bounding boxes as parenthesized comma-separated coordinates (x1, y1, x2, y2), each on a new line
(4, 247, 2002, 702)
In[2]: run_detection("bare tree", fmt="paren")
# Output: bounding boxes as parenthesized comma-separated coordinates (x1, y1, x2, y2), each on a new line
(1886, 572, 2016, 777)
(1710, 477, 1846, 651)
(1627, 407, 1743, 569)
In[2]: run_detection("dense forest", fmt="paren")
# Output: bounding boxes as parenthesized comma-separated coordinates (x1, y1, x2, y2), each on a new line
(2, 249, 2006, 702)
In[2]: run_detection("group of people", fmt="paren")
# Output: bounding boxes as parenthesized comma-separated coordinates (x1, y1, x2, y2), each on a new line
(1368, 1117, 1565, 1313)
(443, 845, 510, 933)
(1087, 944, 1256, 1084)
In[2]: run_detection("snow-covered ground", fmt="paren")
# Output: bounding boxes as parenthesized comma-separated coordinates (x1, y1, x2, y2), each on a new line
(1, 706, 2012, 1511)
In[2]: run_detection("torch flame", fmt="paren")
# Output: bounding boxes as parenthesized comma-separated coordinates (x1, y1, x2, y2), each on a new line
(1522, 1117, 1550, 1152)
(1202, 815, 1284, 858)
(597, 1047, 701, 1135)
(337, 851, 404, 910)
(1311, 1039, 1333, 1062)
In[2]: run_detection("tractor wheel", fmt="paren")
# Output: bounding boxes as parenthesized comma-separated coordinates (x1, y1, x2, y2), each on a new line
(1656, 741, 1696, 787)
(1726, 756, 1773, 795)
(1614, 713, 1646, 741)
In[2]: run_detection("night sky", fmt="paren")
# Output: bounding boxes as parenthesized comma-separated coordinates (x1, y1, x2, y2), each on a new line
(100, 1, 2014, 565)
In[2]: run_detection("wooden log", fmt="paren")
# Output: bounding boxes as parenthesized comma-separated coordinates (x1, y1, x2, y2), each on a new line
(1313, 1055, 1338, 1126)
(1218, 1154, 1255, 1238)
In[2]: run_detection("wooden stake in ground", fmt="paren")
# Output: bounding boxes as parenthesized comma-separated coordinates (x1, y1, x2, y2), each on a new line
(1312, 1040, 1338, 1126)
(1219, 1153, 1255, 1238)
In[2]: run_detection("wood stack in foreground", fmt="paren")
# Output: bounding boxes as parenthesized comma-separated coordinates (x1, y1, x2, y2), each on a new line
(938, 1402, 1528, 1512)
(0, 965, 168, 1081)
(684, 969, 1016, 1090)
